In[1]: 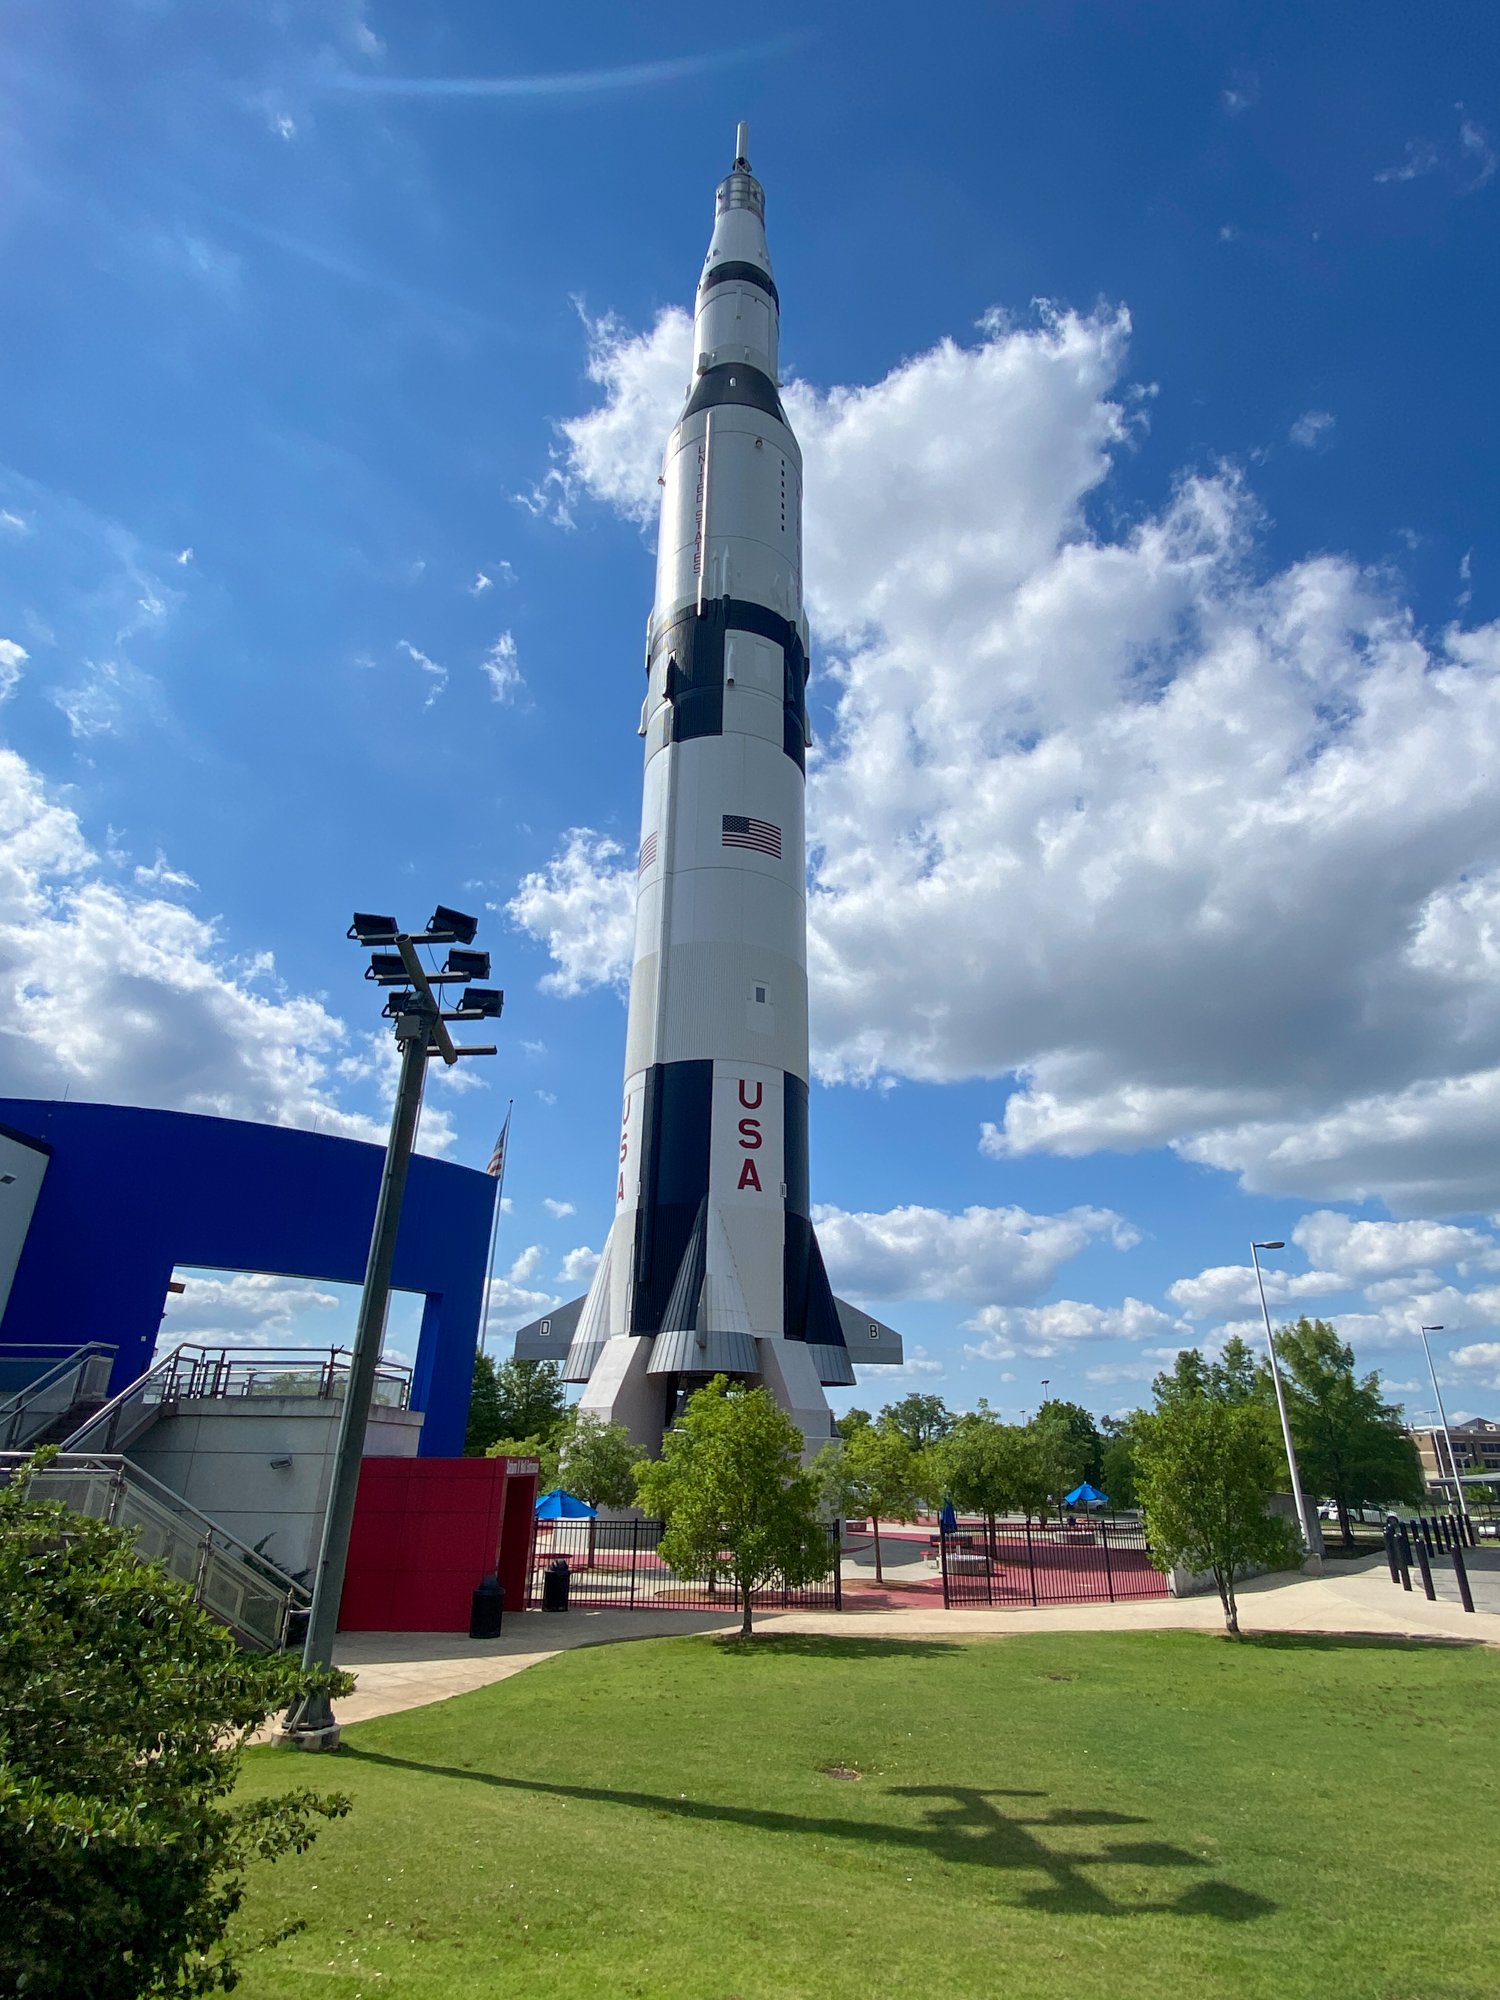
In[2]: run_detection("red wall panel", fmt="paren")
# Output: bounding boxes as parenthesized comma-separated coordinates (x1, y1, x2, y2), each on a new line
(340, 1456, 538, 1632)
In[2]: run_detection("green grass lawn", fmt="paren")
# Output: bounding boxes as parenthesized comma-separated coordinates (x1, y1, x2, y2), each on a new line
(234, 1629, 1499, 2000)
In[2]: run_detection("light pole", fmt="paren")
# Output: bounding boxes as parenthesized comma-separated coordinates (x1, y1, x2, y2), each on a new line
(283, 907, 502, 1748)
(1418, 1324, 1468, 1520)
(1040, 1379, 1050, 1405)
(1250, 1240, 1315, 1556)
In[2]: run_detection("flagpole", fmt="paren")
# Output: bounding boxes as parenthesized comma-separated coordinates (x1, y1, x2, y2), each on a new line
(479, 1101, 513, 1358)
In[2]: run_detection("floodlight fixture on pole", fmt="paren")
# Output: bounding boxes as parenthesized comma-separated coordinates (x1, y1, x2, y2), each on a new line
(1417, 1323, 1468, 1520)
(282, 906, 500, 1750)
(1250, 1239, 1315, 1555)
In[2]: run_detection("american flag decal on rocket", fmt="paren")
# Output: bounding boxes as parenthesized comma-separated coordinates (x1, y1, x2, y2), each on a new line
(722, 814, 781, 858)
(638, 831, 657, 873)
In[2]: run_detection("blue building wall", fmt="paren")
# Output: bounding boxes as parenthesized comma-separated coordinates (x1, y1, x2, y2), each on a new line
(0, 1100, 495, 1457)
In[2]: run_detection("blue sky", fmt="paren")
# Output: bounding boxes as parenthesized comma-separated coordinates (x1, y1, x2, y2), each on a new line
(4, 1, 1500, 1425)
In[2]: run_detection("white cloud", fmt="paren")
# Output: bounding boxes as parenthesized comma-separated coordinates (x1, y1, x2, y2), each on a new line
(964, 1297, 1189, 1358)
(175, 547, 194, 566)
(160, 1270, 341, 1346)
(471, 572, 493, 594)
(481, 631, 522, 702)
(0, 510, 32, 537)
(508, 829, 635, 995)
(397, 639, 447, 705)
(132, 851, 198, 892)
(1458, 112, 1497, 192)
(1375, 139, 1440, 185)
(543, 1197, 576, 1218)
(1289, 409, 1335, 449)
(1291, 1210, 1500, 1283)
(0, 640, 28, 700)
(855, 1341, 944, 1384)
(812, 1200, 1136, 1306)
(1166, 1262, 1343, 1320)
(557, 1244, 600, 1285)
(519, 302, 1500, 1217)
(0, 743, 451, 1150)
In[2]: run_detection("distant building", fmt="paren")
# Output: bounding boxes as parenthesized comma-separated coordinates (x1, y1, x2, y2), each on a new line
(1408, 1417, 1500, 1494)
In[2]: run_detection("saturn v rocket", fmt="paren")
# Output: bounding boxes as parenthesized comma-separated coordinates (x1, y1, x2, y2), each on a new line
(513, 128, 903, 1452)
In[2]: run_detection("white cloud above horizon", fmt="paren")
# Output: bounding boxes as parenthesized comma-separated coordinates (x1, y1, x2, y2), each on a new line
(508, 301, 1500, 1219)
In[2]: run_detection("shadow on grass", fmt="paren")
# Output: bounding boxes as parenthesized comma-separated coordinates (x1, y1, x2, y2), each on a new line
(1237, 1632, 1485, 1654)
(341, 1749, 1273, 1922)
(708, 1634, 963, 1661)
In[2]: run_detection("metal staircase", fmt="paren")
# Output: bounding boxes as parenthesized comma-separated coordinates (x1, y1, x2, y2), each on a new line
(0, 1344, 117, 1451)
(1, 1451, 309, 1650)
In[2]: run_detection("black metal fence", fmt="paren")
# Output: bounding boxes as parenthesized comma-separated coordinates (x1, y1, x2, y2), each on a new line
(529, 1516, 842, 1612)
(1384, 1512, 1479, 1613)
(939, 1517, 1168, 1608)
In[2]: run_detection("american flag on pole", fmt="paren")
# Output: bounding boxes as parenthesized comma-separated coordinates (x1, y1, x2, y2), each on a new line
(722, 813, 781, 858)
(485, 1108, 511, 1179)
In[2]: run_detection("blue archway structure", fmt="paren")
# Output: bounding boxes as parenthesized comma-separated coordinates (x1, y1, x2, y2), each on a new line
(0, 1099, 495, 1457)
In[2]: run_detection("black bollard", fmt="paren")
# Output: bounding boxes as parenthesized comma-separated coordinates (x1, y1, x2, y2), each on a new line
(1420, 1517, 1435, 1557)
(1450, 1538, 1476, 1615)
(1413, 1534, 1436, 1601)
(1437, 1516, 1450, 1552)
(1383, 1519, 1401, 1585)
(1396, 1522, 1414, 1592)
(1464, 1513, 1477, 1548)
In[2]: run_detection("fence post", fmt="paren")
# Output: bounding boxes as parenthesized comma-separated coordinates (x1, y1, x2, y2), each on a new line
(1413, 1533, 1436, 1601)
(1450, 1538, 1476, 1615)
(1025, 1519, 1038, 1607)
(1100, 1520, 1116, 1603)
(629, 1516, 638, 1609)
(832, 1524, 842, 1611)
(1396, 1522, 1414, 1592)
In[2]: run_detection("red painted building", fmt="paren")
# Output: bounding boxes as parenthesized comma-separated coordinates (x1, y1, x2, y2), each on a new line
(339, 1455, 538, 1632)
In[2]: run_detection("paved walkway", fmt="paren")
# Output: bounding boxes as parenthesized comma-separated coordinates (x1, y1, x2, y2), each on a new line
(294, 1553, 1497, 1735)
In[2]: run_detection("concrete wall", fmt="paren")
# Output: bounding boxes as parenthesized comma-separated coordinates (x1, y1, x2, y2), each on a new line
(129, 1396, 423, 1580)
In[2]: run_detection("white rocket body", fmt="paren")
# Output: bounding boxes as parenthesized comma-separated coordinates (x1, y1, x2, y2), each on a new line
(514, 133, 901, 1452)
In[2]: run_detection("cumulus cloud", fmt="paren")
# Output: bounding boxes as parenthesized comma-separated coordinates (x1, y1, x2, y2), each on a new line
(1291, 1210, 1500, 1283)
(0, 640, 27, 700)
(508, 829, 635, 995)
(483, 1244, 560, 1336)
(543, 1197, 576, 1218)
(964, 1297, 1189, 1358)
(1166, 1262, 1342, 1320)
(0, 744, 451, 1149)
(159, 1270, 342, 1347)
(557, 1244, 600, 1285)
(812, 1200, 1136, 1305)
(515, 299, 1500, 1217)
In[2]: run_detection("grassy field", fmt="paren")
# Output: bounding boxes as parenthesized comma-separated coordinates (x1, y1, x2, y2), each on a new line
(234, 1629, 1499, 2000)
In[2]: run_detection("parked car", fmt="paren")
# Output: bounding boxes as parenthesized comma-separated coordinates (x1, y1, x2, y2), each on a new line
(1318, 1502, 1387, 1525)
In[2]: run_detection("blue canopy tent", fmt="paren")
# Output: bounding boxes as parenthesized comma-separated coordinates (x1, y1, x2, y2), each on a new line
(535, 1489, 596, 1519)
(1065, 1482, 1109, 1508)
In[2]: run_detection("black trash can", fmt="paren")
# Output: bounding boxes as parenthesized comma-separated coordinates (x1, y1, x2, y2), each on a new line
(542, 1558, 571, 1612)
(469, 1574, 505, 1639)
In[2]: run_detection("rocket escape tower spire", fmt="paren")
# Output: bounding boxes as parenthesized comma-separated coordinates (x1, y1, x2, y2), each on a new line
(512, 129, 903, 1453)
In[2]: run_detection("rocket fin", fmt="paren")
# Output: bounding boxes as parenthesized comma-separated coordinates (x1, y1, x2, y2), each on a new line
(648, 1195, 758, 1375)
(563, 1233, 615, 1382)
(831, 1295, 904, 1370)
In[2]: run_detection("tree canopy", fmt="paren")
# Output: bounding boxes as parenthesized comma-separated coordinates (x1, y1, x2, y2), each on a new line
(0, 1456, 351, 1998)
(814, 1424, 922, 1583)
(1134, 1397, 1300, 1635)
(466, 1353, 567, 1457)
(1274, 1317, 1425, 1544)
(877, 1393, 955, 1454)
(557, 1411, 645, 1511)
(635, 1377, 831, 1636)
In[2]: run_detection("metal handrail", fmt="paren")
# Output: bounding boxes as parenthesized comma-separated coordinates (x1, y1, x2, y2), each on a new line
(0, 1450, 309, 1648)
(0, 1343, 118, 1450)
(62, 1344, 185, 1452)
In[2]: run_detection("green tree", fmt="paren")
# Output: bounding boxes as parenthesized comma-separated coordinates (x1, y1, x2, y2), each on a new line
(1134, 1398, 1301, 1635)
(0, 1457, 351, 1999)
(1035, 1398, 1103, 1485)
(1098, 1415, 1140, 1510)
(558, 1412, 646, 1511)
(929, 1407, 1025, 1547)
(1273, 1318, 1425, 1547)
(835, 1407, 873, 1439)
(467, 1353, 570, 1456)
(878, 1393, 954, 1453)
(1023, 1410, 1091, 1521)
(635, 1377, 831, 1637)
(1150, 1348, 1212, 1408)
(820, 1423, 922, 1583)
(485, 1432, 562, 1490)
(1213, 1334, 1263, 1405)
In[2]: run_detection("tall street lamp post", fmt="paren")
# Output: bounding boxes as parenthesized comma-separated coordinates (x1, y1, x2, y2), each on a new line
(282, 906, 503, 1749)
(1249, 1240, 1315, 1556)
(1417, 1323, 1468, 1521)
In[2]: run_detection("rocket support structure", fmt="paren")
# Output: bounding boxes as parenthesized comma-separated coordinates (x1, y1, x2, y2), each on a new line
(514, 128, 902, 1452)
